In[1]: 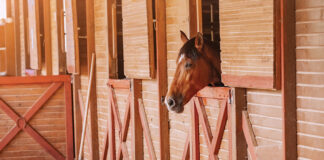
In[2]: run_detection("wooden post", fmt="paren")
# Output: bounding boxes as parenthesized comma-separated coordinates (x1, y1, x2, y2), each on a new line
(280, 0, 297, 159)
(189, 0, 197, 37)
(190, 101, 199, 160)
(43, 0, 52, 75)
(13, 0, 21, 75)
(23, 0, 30, 70)
(108, 90, 116, 160)
(231, 88, 247, 160)
(5, 22, 16, 76)
(85, 0, 99, 158)
(27, 0, 42, 70)
(155, 0, 169, 159)
(73, 75, 82, 158)
(131, 79, 143, 159)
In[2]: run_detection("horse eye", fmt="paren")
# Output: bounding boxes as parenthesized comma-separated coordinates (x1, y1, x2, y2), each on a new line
(185, 62, 192, 69)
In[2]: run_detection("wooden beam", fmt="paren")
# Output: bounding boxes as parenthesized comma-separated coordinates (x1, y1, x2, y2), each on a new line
(222, 75, 274, 89)
(190, 101, 199, 160)
(189, 0, 197, 37)
(65, 0, 80, 74)
(43, 0, 52, 75)
(23, 0, 30, 70)
(131, 79, 143, 160)
(85, 0, 99, 158)
(4, 21, 16, 76)
(280, 0, 297, 159)
(6, 0, 12, 17)
(27, 0, 42, 70)
(108, 90, 116, 160)
(155, 0, 169, 159)
(64, 81, 74, 160)
(242, 111, 257, 160)
(13, 0, 21, 75)
(73, 75, 82, 158)
(138, 99, 157, 160)
(107, 79, 130, 89)
(0, 75, 71, 84)
(56, 0, 66, 74)
(231, 88, 247, 160)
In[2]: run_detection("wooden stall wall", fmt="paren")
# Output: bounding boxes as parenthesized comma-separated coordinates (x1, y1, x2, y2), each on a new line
(166, 0, 190, 159)
(92, 0, 162, 159)
(93, 0, 110, 159)
(296, 0, 324, 159)
(0, 76, 73, 160)
(246, 89, 283, 158)
(166, 0, 230, 159)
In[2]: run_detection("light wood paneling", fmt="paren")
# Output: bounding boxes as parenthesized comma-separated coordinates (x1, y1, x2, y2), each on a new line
(65, 0, 80, 74)
(219, 0, 279, 89)
(27, 0, 41, 70)
(122, 0, 155, 79)
(296, 0, 324, 159)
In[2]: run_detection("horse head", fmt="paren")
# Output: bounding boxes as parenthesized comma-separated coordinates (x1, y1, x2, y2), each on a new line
(165, 31, 223, 113)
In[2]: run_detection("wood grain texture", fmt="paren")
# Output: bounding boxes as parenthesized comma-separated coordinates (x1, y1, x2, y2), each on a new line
(27, 0, 41, 70)
(122, 0, 155, 79)
(295, 0, 324, 159)
(219, 0, 277, 89)
(65, 0, 80, 73)
(0, 76, 73, 160)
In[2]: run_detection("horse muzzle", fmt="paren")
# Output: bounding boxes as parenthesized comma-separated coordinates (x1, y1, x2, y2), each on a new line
(164, 96, 184, 113)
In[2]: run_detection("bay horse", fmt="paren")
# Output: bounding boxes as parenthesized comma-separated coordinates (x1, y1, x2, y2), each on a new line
(164, 31, 223, 113)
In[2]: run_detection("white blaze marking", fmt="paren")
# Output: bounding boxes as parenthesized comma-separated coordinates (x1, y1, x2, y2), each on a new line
(178, 54, 185, 64)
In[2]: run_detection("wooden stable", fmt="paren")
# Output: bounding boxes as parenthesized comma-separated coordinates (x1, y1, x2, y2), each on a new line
(0, 0, 323, 160)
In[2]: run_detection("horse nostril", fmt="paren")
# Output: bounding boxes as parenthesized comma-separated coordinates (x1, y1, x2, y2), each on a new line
(167, 98, 175, 108)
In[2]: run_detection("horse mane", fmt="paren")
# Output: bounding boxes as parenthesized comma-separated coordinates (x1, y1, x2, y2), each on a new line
(177, 37, 221, 62)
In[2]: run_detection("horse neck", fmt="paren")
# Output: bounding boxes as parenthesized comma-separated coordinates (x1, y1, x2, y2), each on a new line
(204, 44, 221, 68)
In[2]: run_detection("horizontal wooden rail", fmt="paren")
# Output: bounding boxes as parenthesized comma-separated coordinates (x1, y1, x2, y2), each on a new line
(107, 79, 131, 89)
(0, 75, 71, 84)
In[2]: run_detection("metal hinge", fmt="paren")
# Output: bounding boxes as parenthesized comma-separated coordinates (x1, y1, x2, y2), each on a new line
(153, 19, 156, 30)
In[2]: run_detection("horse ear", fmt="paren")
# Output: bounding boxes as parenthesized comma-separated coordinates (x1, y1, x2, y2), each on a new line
(180, 30, 189, 43)
(195, 32, 204, 51)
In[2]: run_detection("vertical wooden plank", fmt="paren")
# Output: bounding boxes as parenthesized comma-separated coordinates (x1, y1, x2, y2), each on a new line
(64, 81, 74, 160)
(23, 0, 30, 69)
(56, 0, 66, 74)
(5, 22, 16, 76)
(227, 97, 232, 160)
(43, 0, 52, 75)
(108, 95, 116, 160)
(13, 0, 21, 75)
(242, 111, 257, 160)
(73, 75, 82, 158)
(138, 99, 157, 160)
(85, 0, 99, 158)
(231, 88, 247, 160)
(131, 79, 143, 160)
(281, 0, 297, 159)
(155, 0, 169, 159)
(65, 0, 80, 73)
(190, 101, 199, 160)
(28, 0, 41, 70)
(196, 0, 202, 33)
(189, 0, 197, 37)
(107, 0, 117, 78)
(274, 0, 281, 90)
(6, 0, 11, 17)
(86, 0, 94, 70)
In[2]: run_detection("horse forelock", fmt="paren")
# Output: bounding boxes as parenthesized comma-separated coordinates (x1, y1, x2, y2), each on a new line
(177, 38, 199, 62)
